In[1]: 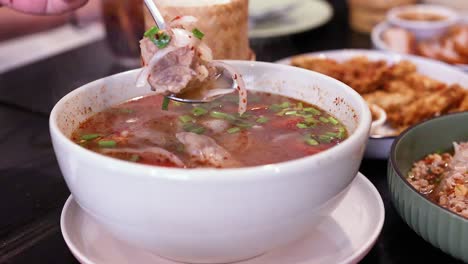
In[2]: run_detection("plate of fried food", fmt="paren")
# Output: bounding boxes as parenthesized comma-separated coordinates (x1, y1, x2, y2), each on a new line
(371, 4, 468, 71)
(277, 49, 468, 159)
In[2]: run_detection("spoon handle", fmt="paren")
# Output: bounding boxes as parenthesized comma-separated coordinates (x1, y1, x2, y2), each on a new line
(143, 0, 167, 30)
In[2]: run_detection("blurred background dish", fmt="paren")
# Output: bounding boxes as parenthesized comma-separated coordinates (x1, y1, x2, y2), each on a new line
(276, 49, 468, 159)
(422, 0, 468, 15)
(347, 0, 417, 34)
(372, 21, 468, 71)
(248, 0, 333, 39)
(386, 4, 459, 40)
(371, 4, 468, 71)
(388, 112, 468, 263)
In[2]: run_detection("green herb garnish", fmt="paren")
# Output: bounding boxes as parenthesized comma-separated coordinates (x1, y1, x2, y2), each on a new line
(129, 154, 140, 162)
(256, 117, 269, 123)
(119, 108, 134, 114)
(319, 117, 330, 123)
(179, 115, 193, 123)
(162, 96, 170, 110)
(98, 140, 117, 148)
(337, 126, 346, 139)
(192, 107, 208, 116)
(303, 107, 321, 115)
(328, 117, 339, 125)
(296, 123, 309, 129)
(305, 138, 319, 146)
(285, 110, 297, 116)
(227, 127, 241, 134)
(144, 26, 171, 49)
(183, 123, 205, 134)
(318, 135, 333, 143)
(210, 111, 236, 121)
(81, 133, 100, 141)
(192, 28, 205, 40)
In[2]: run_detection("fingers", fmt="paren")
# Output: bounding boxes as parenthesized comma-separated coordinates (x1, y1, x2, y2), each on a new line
(0, 0, 88, 15)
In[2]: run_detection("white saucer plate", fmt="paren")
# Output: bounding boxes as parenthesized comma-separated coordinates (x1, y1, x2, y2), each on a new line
(248, 0, 333, 38)
(61, 173, 384, 264)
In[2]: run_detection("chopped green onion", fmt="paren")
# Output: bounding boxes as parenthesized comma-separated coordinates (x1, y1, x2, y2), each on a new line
(304, 117, 317, 124)
(304, 107, 321, 115)
(296, 123, 309, 129)
(179, 115, 193, 123)
(227, 127, 241, 134)
(81, 133, 100, 141)
(237, 112, 252, 119)
(155, 32, 171, 49)
(98, 140, 117, 148)
(144, 26, 159, 38)
(256, 117, 269, 123)
(326, 132, 338, 137)
(319, 117, 330, 123)
(235, 121, 253, 128)
(192, 107, 208, 116)
(318, 135, 333, 143)
(162, 96, 170, 110)
(129, 154, 140, 162)
(190, 126, 205, 134)
(210, 111, 236, 121)
(144, 26, 171, 49)
(279, 102, 290, 108)
(269, 104, 282, 112)
(305, 138, 319, 146)
(183, 123, 205, 134)
(337, 126, 346, 139)
(285, 110, 297, 116)
(192, 28, 205, 40)
(119, 108, 134, 114)
(329, 116, 339, 125)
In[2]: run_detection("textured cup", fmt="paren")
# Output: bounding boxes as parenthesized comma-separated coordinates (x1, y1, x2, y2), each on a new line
(388, 112, 468, 262)
(144, 0, 253, 60)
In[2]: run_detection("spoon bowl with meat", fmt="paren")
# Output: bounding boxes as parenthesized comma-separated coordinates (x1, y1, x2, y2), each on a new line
(50, 61, 371, 263)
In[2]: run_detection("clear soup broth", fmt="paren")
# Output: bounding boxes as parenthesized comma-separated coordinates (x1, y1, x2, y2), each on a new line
(72, 92, 348, 168)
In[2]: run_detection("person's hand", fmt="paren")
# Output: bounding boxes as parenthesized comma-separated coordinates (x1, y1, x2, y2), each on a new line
(0, 0, 88, 15)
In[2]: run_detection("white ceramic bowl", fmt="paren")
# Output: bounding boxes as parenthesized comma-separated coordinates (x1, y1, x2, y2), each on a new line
(387, 4, 459, 40)
(276, 49, 468, 159)
(49, 61, 371, 263)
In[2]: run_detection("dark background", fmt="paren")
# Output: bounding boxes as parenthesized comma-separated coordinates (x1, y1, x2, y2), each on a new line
(0, 0, 463, 263)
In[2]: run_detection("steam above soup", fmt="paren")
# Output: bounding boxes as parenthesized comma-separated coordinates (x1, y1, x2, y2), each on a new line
(71, 92, 348, 168)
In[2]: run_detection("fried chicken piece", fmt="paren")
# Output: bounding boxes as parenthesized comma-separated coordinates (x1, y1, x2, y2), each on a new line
(290, 57, 344, 80)
(454, 91, 468, 112)
(388, 85, 466, 127)
(403, 72, 447, 92)
(388, 60, 417, 78)
(364, 89, 416, 113)
(340, 57, 390, 94)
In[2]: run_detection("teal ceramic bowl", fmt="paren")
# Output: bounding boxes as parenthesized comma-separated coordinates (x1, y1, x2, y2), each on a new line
(388, 112, 468, 262)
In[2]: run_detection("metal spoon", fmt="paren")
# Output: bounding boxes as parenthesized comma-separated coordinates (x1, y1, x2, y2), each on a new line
(143, 0, 237, 104)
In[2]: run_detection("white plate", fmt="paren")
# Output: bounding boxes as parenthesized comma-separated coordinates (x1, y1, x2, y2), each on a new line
(248, 0, 333, 38)
(371, 21, 468, 72)
(61, 173, 384, 264)
(276, 49, 468, 159)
